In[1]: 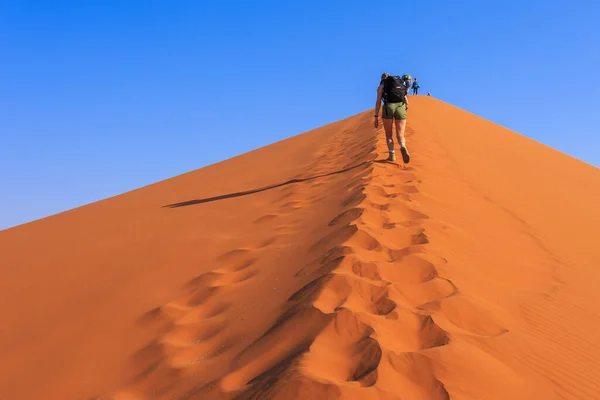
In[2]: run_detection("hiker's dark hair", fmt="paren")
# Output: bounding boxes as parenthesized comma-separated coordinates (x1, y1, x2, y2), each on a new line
(380, 72, 390, 85)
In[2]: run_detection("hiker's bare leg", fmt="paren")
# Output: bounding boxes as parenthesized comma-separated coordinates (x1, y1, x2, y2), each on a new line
(384, 118, 394, 152)
(395, 119, 407, 148)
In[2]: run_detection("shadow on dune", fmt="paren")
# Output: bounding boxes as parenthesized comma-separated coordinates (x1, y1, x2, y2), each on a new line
(163, 159, 397, 209)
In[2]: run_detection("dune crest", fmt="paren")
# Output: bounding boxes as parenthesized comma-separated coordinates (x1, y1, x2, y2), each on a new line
(1, 97, 599, 400)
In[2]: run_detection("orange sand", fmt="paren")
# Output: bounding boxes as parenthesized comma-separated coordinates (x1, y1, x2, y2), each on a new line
(1, 96, 599, 399)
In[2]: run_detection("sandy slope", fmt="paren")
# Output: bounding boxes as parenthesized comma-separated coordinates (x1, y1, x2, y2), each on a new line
(1, 97, 599, 400)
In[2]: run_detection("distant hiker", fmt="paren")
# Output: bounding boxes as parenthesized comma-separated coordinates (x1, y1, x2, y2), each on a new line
(412, 78, 420, 95)
(374, 73, 411, 163)
(427, 92, 431, 96)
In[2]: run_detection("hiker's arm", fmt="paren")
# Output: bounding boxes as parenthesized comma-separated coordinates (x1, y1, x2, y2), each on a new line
(374, 85, 383, 128)
(375, 85, 383, 116)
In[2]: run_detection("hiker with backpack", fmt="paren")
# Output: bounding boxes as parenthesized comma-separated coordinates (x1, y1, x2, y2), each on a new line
(374, 73, 411, 163)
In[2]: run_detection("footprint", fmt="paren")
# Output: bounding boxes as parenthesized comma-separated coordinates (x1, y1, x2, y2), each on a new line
(161, 319, 226, 347)
(202, 301, 232, 318)
(157, 301, 197, 320)
(387, 246, 421, 262)
(370, 202, 390, 211)
(400, 174, 418, 182)
(300, 309, 379, 385)
(306, 194, 325, 203)
(367, 186, 402, 200)
(312, 275, 352, 314)
(212, 268, 257, 286)
(393, 277, 458, 309)
(220, 307, 331, 393)
(129, 345, 186, 395)
(411, 230, 429, 245)
(402, 208, 429, 221)
(132, 339, 168, 370)
(344, 175, 370, 191)
(372, 173, 417, 186)
(435, 295, 509, 338)
(137, 306, 172, 328)
(280, 201, 303, 212)
(385, 352, 450, 400)
(379, 255, 439, 285)
(186, 272, 222, 289)
(274, 224, 298, 234)
(258, 236, 278, 248)
(174, 300, 231, 325)
(328, 208, 364, 227)
(275, 191, 296, 202)
(348, 337, 382, 385)
(382, 222, 396, 229)
(346, 228, 382, 251)
(168, 335, 236, 367)
(345, 279, 396, 316)
(310, 224, 359, 252)
(351, 259, 383, 282)
(185, 285, 222, 307)
(403, 185, 420, 194)
(358, 206, 394, 227)
(217, 258, 256, 274)
(342, 191, 367, 208)
(217, 248, 252, 262)
(254, 214, 279, 224)
(369, 309, 449, 353)
(294, 252, 347, 278)
(289, 274, 337, 305)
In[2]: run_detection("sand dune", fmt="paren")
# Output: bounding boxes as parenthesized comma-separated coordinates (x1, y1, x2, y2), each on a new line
(1, 97, 599, 399)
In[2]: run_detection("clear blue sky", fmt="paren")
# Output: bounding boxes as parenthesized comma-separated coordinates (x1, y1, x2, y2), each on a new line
(1, 1, 598, 230)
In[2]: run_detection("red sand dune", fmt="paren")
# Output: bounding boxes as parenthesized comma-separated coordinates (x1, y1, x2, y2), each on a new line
(1, 96, 599, 399)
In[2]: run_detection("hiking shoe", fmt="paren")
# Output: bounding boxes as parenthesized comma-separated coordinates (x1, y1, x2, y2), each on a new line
(400, 146, 410, 163)
(387, 152, 396, 162)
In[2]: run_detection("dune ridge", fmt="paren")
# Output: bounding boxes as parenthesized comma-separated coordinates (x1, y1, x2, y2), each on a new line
(96, 106, 513, 400)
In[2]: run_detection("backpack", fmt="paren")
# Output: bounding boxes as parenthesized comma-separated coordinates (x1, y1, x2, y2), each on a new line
(382, 75, 408, 103)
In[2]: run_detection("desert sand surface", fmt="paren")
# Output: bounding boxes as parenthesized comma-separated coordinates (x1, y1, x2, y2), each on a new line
(1, 96, 599, 399)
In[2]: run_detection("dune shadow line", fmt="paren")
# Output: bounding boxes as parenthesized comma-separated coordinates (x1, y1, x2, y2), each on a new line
(163, 159, 377, 209)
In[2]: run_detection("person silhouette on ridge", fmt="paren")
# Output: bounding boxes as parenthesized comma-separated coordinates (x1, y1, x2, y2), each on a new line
(412, 77, 420, 95)
(374, 72, 411, 163)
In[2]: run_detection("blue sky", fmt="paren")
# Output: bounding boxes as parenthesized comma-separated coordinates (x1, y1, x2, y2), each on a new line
(1, 1, 598, 230)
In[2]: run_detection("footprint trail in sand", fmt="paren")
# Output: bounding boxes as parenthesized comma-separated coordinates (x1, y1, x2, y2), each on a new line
(98, 112, 510, 400)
